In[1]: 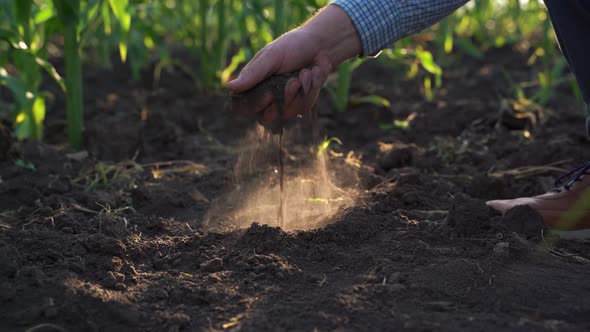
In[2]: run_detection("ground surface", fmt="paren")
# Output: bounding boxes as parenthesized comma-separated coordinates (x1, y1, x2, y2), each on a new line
(1, 47, 590, 331)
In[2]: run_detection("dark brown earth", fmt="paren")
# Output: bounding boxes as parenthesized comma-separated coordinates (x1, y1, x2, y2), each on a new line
(1, 45, 590, 331)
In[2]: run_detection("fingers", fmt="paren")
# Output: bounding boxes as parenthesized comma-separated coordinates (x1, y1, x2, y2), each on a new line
(283, 77, 304, 119)
(259, 78, 301, 123)
(299, 68, 312, 95)
(226, 44, 282, 92)
(301, 64, 330, 115)
(235, 61, 331, 123)
(284, 78, 302, 110)
(282, 62, 331, 120)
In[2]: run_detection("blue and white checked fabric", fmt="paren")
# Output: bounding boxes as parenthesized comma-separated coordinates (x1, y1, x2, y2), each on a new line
(331, 0, 470, 56)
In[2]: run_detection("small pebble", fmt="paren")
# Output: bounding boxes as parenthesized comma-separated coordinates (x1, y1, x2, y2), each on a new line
(387, 283, 407, 292)
(493, 242, 510, 255)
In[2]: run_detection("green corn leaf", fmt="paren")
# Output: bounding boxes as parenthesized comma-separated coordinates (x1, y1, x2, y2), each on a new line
(43, 16, 63, 40)
(108, 0, 128, 22)
(83, 0, 102, 24)
(0, 28, 27, 50)
(0, 1, 15, 25)
(102, 0, 112, 35)
(444, 30, 453, 53)
(424, 76, 434, 102)
(108, 0, 131, 62)
(52, 0, 79, 25)
(2, 44, 65, 92)
(455, 38, 484, 59)
(14, 0, 32, 22)
(79, 0, 103, 38)
(0, 28, 17, 42)
(0, 67, 28, 105)
(14, 0, 33, 33)
(220, 48, 247, 84)
(333, 61, 352, 112)
(35, 56, 65, 92)
(32, 95, 46, 134)
(34, 4, 56, 24)
(349, 58, 365, 72)
(14, 96, 38, 141)
(550, 57, 567, 81)
(415, 50, 441, 75)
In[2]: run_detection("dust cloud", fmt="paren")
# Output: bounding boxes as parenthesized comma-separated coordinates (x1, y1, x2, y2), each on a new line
(205, 124, 358, 231)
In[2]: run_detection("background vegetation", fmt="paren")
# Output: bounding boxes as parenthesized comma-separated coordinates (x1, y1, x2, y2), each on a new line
(0, 0, 582, 148)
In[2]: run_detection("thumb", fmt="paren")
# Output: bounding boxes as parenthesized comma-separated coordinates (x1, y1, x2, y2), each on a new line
(225, 76, 244, 90)
(226, 45, 281, 92)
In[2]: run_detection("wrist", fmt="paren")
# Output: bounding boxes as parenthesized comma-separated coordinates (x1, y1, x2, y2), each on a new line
(300, 4, 362, 67)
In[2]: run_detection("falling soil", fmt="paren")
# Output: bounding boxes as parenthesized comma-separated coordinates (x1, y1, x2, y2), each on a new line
(228, 73, 295, 228)
(223, 71, 354, 231)
(277, 130, 285, 227)
(2, 47, 590, 331)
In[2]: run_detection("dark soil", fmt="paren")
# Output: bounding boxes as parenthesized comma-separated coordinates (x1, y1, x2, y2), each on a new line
(1, 45, 590, 331)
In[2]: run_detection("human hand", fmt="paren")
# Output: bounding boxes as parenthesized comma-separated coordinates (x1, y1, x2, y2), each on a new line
(226, 28, 331, 123)
(226, 5, 362, 123)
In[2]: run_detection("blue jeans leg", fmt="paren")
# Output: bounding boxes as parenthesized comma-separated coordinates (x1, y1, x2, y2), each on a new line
(544, 0, 590, 135)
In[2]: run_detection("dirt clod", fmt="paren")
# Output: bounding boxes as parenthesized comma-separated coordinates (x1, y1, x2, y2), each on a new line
(378, 143, 417, 170)
(508, 232, 533, 254)
(446, 193, 496, 236)
(200, 258, 223, 273)
(0, 241, 21, 278)
(501, 205, 547, 240)
(104, 271, 126, 289)
(493, 242, 510, 256)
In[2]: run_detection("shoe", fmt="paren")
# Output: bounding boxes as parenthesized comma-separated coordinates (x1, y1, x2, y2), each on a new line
(486, 161, 590, 230)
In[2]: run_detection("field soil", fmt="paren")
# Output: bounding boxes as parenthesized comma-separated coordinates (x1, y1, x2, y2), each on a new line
(1, 47, 590, 331)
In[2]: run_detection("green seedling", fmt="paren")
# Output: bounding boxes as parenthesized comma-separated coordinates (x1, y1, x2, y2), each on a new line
(349, 95, 391, 108)
(15, 159, 36, 171)
(317, 136, 342, 157)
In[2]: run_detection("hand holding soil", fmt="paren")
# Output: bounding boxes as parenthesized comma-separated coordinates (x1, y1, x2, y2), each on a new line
(229, 71, 301, 130)
(226, 5, 361, 123)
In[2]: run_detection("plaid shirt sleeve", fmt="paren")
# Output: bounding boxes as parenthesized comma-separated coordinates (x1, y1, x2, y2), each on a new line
(330, 0, 470, 56)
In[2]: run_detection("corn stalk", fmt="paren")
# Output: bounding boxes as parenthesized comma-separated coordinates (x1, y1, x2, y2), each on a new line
(53, 0, 84, 148)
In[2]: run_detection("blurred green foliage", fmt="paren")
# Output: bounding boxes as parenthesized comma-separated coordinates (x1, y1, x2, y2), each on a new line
(0, 0, 581, 145)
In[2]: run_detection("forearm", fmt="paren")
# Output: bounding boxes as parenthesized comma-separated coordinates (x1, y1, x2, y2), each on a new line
(331, 0, 471, 56)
